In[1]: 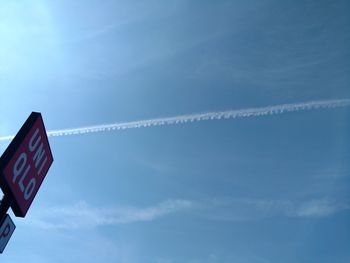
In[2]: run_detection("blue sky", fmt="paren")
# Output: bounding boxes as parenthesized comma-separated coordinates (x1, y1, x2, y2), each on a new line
(0, 0, 349, 262)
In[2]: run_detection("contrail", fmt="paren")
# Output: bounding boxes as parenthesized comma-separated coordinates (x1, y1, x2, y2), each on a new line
(0, 99, 349, 141)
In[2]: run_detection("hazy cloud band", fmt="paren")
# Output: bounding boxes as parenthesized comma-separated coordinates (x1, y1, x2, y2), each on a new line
(1, 99, 349, 141)
(22, 197, 349, 230)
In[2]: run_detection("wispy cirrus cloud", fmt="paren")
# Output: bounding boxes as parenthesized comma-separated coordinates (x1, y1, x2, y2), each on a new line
(23, 199, 194, 229)
(23, 197, 349, 230)
(288, 198, 350, 217)
(202, 197, 350, 221)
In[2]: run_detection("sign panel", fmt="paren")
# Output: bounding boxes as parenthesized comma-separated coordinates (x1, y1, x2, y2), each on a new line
(0, 214, 15, 253)
(0, 112, 53, 217)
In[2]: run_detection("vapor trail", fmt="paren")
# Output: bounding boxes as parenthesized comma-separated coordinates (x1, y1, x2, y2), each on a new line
(0, 99, 349, 141)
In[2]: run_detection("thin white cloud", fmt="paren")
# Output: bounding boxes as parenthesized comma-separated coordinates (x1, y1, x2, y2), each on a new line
(1, 99, 349, 141)
(198, 197, 350, 221)
(288, 198, 350, 217)
(23, 199, 193, 229)
(23, 197, 349, 230)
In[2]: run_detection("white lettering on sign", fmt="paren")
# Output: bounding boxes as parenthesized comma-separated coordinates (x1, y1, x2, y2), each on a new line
(13, 152, 27, 183)
(0, 215, 16, 253)
(11, 128, 48, 201)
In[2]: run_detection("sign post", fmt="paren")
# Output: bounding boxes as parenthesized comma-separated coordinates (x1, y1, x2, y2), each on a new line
(0, 112, 53, 253)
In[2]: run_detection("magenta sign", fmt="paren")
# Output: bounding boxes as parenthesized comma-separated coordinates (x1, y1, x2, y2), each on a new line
(0, 112, 53, 217)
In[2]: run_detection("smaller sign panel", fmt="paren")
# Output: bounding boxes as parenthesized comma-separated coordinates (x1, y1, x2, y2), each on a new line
(0, 214, 15, 253)
(0, 112, 54, 217)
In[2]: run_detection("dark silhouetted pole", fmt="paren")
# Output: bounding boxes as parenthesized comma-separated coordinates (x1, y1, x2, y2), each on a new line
(0, 195, 12, 223)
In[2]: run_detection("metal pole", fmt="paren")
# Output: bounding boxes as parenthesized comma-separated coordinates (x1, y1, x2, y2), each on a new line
(0, 195, 11, 224)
